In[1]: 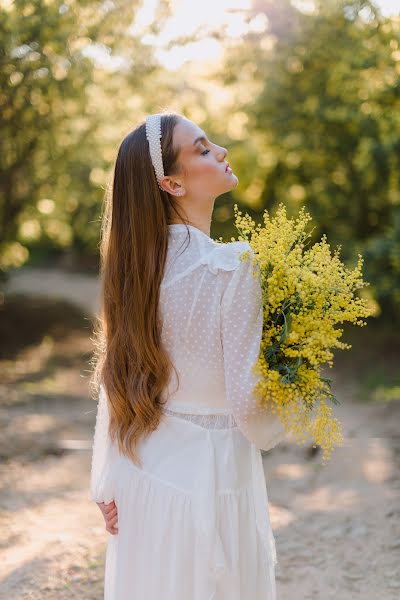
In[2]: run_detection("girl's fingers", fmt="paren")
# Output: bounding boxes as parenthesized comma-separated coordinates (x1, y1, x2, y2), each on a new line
(106, 512, 118, 527)
(106, 524, 119, 535)
(103, 501, 116, 515)
(108, 514, 119, 527)
(106, 507, 118, 519)
(106, 515, 119, 533)
(98, 500, 118, 534)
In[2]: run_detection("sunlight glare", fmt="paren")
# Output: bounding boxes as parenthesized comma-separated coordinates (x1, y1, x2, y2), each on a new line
(101, 0, 399, 72)
(375, 0, 400, 15)
(156, 38, 223, 71)
(131, 0, 251, 70)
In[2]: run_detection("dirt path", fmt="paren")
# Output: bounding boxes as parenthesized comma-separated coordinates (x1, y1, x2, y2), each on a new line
(1, 384, 399, 599)
(269, 386, 400, 599)
(4, 265, 100, 317)
(1, 268, 399, 599)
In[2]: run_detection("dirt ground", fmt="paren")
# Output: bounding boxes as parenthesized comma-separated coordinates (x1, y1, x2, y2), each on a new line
(1, 269, 399, 599)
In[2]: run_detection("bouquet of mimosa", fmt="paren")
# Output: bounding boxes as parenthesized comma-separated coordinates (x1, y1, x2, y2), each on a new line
(232, 203, 372, 464)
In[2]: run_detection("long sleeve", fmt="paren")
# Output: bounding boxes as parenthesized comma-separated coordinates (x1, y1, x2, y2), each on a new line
(90, 383, 120, 504)
(221, 245, 286, 451)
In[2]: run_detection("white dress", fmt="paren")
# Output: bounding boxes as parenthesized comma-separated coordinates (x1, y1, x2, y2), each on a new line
(90, 223, 287, 600)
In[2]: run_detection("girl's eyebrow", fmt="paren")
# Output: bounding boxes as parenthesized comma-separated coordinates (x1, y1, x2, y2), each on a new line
(193, 134, 207, 146)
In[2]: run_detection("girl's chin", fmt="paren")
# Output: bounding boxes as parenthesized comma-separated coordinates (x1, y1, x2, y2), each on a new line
(229, 173, 239, 186)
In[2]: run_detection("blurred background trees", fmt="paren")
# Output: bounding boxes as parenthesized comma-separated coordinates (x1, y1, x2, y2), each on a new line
(0, 0, 169, 271)
(1, 0, 399, 319)
(219, 0, 400, 319)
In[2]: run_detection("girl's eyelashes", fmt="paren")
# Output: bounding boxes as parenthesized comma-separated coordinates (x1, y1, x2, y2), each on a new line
(201, 149, 210, 155)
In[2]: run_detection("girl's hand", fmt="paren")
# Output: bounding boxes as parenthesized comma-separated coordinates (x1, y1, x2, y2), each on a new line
(97, 500, 119, 535)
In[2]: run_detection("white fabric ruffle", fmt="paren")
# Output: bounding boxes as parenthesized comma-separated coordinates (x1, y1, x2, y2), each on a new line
(199, 241, 252, 275)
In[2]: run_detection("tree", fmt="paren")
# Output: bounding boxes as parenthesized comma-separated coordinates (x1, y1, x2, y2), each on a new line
(218, 0, 400, 318)
(0, 0, 170, 274)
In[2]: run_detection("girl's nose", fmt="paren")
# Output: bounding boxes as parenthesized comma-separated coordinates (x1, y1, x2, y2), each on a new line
(219, 147, 227, 160)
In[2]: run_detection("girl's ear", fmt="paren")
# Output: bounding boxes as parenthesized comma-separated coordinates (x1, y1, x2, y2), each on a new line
(160, 176, 185, 197)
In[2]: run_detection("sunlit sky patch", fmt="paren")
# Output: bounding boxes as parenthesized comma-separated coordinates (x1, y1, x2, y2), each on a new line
(83, 0, 399, 72)
(132, 0, 399, 71)
(128, 0, 253, 70)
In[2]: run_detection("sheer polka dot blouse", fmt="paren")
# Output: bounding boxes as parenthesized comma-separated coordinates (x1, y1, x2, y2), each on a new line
(160, 223, 286, 450)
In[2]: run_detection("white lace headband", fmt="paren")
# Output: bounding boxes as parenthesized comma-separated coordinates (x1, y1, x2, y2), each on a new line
(145, 114, 165, 190)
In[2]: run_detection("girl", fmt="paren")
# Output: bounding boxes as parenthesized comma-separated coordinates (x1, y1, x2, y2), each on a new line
(90, 111, 286, 599)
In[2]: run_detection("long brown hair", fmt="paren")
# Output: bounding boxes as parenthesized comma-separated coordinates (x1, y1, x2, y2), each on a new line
(90, 111, 189, 467)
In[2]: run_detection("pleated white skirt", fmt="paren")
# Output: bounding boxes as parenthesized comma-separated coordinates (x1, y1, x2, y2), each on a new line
(103, 402, 278, 600)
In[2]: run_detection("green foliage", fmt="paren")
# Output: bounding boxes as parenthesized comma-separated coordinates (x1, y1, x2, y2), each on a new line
(0, 0, 165, 274)
(1, 0, 399, 322)
(362, 206, 400, 319)
(219, 0, 400, 319)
